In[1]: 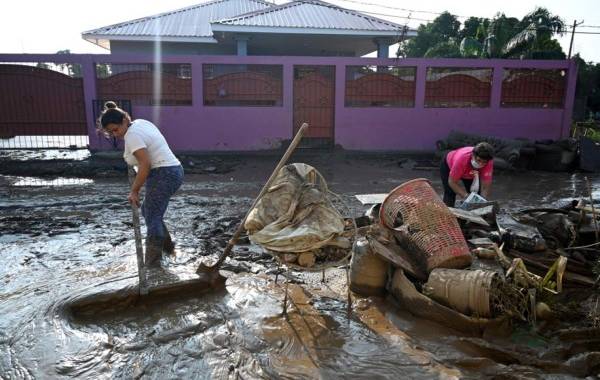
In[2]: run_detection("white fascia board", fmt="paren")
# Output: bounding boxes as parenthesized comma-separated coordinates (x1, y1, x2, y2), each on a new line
(82, 37, 111, 50)
(81, 34, 219, 44)
(211, 24, 416, 37)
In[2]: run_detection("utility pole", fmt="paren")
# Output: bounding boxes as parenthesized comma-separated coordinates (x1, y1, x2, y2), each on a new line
(568, 19, 585, 59)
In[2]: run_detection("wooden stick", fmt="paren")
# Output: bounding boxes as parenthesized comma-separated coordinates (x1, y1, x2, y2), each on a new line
(585, 176, 599, 242)
(197, 123, 309, 273)
(128, 166, 148, 295)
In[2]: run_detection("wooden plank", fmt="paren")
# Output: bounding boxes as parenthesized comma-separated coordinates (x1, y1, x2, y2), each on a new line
(449, 207, 490, 226)
(368, 237, 427, 281)
(468, 238, 495, 246)
(355, 193, 387, 205)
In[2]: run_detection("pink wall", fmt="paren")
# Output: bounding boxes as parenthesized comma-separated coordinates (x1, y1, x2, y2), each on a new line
(0, 54, 577, 152)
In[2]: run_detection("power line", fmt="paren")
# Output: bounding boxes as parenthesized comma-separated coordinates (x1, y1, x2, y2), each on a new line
(362, 11, 600, 36)
(571, 31, 600, 35)
(333, 0, 596, 33)
(329, 0, 600, 38)
(359, 10, 433, 23)
(331, 0, 467, 18)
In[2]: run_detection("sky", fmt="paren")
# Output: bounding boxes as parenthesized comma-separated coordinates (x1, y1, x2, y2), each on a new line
(0, 0, 598, 62)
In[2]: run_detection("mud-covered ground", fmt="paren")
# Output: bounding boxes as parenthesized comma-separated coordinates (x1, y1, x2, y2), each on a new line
(1, 152, 600, 379)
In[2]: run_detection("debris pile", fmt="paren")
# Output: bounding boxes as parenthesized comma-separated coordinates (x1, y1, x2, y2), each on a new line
(437, 130, 579, 171)
(352, 178, 600, 335)
(244, 163, 354, 270)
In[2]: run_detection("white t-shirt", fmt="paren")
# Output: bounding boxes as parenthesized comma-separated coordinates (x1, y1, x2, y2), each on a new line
(123, 119, 180, 168)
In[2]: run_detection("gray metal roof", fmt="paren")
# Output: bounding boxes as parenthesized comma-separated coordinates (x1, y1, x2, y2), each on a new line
(213, 0, 407, 33)
(82, 0, 273, 48)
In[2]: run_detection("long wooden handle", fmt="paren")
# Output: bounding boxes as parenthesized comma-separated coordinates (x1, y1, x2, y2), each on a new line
(128, 166, 148, 295)
(212, 123, 309, 268)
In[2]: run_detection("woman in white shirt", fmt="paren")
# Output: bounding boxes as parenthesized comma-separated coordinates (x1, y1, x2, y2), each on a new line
(99, 101, 184, 268)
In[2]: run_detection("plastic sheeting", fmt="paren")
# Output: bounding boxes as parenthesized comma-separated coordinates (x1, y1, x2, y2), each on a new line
(244, 163, 349, 253)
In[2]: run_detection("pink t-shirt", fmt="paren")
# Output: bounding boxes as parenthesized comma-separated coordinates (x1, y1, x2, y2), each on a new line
(446, 146, 493, 183)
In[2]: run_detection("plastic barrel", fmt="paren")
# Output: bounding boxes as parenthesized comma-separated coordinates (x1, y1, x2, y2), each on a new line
(423, 268, 500, 317)
(349, 238, 389, 296)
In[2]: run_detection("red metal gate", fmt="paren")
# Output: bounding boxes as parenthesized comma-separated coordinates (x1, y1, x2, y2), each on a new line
(0, 64, 87, 148)
(293, 66, 335, 147)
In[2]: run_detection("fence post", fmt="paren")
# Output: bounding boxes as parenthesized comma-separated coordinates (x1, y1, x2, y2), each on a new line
(81, 55, 99, 151)
(490, 62, 503, 110)
(414, 62, 426, 108)
(283, 61, 294, 137)
(191, 59, 203, 110)
(335, 62, 346, 141)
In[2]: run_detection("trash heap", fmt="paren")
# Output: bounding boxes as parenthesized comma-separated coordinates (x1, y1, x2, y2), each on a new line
(244, 163, 354, 270)
(437, 130, 579, 172)
(351, 178, 600, 333)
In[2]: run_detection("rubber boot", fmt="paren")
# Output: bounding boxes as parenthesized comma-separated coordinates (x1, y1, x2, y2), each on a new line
(162, 222, 175, 255)
(145, 236, 164, 268)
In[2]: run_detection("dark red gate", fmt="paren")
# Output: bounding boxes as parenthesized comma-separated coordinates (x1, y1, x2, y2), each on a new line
(293, 66, 335, 148)
(0, 64, 87, 148)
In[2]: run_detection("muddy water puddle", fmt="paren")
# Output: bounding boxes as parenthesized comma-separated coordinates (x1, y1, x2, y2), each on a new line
(1, 167, 600, 379)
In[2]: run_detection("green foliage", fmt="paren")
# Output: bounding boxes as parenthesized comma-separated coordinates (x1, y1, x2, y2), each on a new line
(575, 54, 600, 115)
(460, 17, 482, 41)
(96, 64, 110, 78)
(402, 7, 566, 60)
(429, 12, 461, 39)
(56, 49, 81, 77)
(398, 12, 461, 57)
(424, 41, 462, 58)
(460, 37, 482, 58)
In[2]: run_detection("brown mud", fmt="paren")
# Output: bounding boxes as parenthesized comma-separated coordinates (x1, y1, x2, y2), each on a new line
(1, 153, 600, 379)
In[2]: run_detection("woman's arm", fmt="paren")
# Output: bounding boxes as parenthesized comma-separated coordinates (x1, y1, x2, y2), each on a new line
(128, 148, 151, 207)
(481, 181, 492, 199)
(448, 177, 468, 199)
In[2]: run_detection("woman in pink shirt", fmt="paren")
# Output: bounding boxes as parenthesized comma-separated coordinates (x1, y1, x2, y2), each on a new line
(440, 142, 495, 207)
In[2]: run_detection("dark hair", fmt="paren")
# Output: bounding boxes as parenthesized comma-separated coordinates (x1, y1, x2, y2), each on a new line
(97, 101, 131, 131)
(473, 142, 494, 161)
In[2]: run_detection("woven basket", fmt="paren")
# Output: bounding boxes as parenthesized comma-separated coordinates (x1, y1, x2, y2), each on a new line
(379, 178, 471, 272)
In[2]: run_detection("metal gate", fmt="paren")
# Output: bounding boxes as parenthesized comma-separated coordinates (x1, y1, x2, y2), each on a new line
(293, 65, 335, 148)
(0, 64, 88, 149)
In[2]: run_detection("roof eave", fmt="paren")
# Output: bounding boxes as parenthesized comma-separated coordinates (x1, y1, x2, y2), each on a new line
(82, 33, 219, 45)
(211, 24, 416, 37)
(82, 35, 111, 50)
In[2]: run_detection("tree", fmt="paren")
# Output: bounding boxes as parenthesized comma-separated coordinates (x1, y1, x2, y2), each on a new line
(482, 13, 520, 57)
(429, 12, 461, 40)
(399, 7, 566, 60)
(459, 17, 483, 41)
(398, 12, 461, 57)
(56, 49, 82, 77)
(574, 54, 600, 116)
(424, 41, 461, 58)
(96, 63, 111, 78)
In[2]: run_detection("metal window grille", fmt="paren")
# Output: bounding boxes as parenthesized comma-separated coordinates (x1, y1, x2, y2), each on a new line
(345, 66, 416, 107)
(96, 63, 192, 106)
(425, 67, 492, 108)
(501, 69, 566, 108)
(92, 99, 132, 149)
(203, 64, 283, 107)
(0, 62, 88, 150)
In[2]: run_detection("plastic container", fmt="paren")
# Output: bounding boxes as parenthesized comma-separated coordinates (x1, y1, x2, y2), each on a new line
(423, 269, 500, 317)
(379, 178, 472, 272)
(349, 237, 389, 296)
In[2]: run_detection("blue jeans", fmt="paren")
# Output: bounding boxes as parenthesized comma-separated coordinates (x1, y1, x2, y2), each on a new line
(142, 165, 184, 237)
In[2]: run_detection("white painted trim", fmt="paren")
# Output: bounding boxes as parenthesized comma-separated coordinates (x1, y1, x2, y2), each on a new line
(211, 24, 416, 37)
(81, 34, 219, 44)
